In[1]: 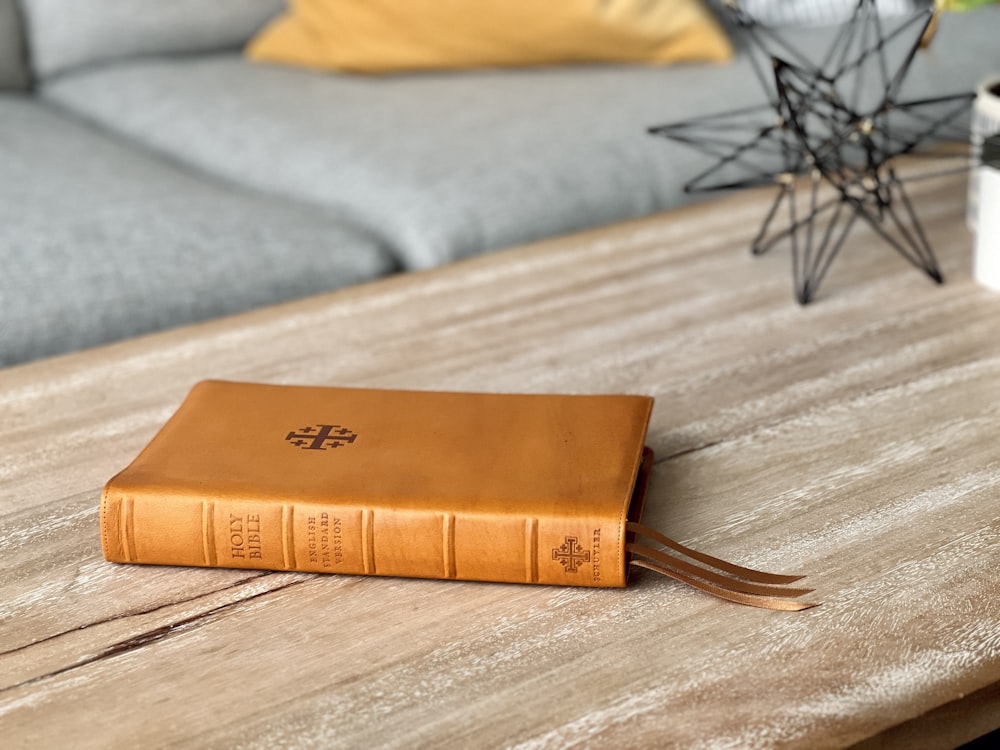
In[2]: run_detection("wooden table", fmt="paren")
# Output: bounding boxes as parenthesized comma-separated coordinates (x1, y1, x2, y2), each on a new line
(2, 167, 999, 749)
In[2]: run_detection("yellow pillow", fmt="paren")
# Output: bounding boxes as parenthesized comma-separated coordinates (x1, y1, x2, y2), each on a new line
(246, 0, 733, 74)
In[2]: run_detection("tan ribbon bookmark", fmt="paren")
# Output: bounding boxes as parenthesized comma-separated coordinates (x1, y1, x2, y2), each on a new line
(626, 522, 818, 611)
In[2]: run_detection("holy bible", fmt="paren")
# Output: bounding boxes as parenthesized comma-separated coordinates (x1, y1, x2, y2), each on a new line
(101, 380, 815, 609)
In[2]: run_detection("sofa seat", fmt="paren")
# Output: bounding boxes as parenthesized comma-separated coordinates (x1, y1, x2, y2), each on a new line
(0, 96, 395, 367)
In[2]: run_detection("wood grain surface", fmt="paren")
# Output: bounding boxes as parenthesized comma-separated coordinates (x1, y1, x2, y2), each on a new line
(2, 166, 999, 749)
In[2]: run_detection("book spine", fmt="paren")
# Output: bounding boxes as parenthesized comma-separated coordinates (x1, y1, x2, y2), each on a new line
(100, 489, 625, 587)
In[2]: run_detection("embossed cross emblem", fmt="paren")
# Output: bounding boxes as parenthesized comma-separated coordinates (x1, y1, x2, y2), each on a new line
(285, 425, 357, 450)
(552, 536, 590, 573)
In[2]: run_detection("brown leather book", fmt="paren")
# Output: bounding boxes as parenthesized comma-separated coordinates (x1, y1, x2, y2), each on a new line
(101, 381, 815, 609)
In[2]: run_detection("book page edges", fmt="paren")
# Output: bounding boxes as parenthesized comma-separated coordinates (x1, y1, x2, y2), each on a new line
(623, 447, 655, 585)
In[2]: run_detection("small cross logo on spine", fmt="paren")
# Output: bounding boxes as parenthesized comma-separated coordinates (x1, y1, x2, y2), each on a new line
(285, 425, 357, 450)
(552, 536, 590, 574)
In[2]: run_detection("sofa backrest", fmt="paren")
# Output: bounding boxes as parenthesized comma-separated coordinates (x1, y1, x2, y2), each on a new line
(18, 0, 284, 81)
(0, 0, 29, 89)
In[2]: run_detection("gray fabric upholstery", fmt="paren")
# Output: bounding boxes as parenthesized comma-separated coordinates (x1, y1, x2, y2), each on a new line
(41, 9, 1000, 272)
(0, 0, 29, 89)
(19, 0, 283, 79)
(40, 57, 762, 271)
(0, 97, 395, 367)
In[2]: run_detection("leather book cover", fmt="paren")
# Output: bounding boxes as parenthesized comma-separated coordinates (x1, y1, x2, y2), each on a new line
(101, 380, 654, 588)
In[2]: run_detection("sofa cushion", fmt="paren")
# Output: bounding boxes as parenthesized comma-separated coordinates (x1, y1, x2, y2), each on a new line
(19, 0, 283, 79)
(0, 97, 396, 367)
(0, 0, 29, 89)
(41, 56, 763, 271)
(246, 0, 733, 74)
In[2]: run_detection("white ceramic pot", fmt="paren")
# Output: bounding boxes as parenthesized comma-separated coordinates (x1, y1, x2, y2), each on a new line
(967, 75, 1000, 232)
(974, 131, 1000, 291)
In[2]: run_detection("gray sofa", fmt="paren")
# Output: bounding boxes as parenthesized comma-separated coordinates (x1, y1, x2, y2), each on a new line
(2, 1, 997, 367)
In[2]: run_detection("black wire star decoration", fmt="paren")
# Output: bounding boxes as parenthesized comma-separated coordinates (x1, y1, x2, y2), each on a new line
(649, 0, 975, 304)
